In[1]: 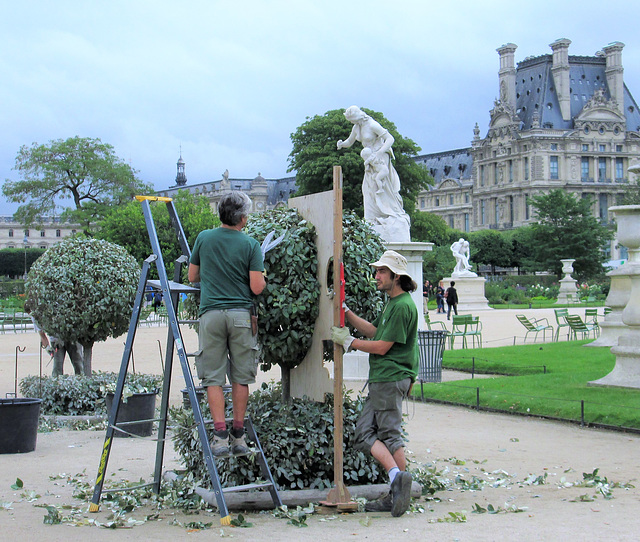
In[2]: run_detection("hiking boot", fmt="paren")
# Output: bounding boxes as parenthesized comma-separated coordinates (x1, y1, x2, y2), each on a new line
(230, 428, 250, 455)
(210, 429, 229, 457)
(390, 471, 412, 517)
(364, 491, 392, 512)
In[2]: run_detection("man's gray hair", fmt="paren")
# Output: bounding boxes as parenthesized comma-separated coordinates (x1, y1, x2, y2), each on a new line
(218, 191, 252, 226)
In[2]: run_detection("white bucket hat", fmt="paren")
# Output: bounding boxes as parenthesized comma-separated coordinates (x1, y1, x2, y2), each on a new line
(370, 250, 413, 280)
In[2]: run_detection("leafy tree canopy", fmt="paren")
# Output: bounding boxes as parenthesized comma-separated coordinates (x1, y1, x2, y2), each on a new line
(3, 136, 153, 232)
(288, 108, 431, 216)
(96, 190, 219, 275)
(410, 211, 450, 246)
(469, 229, 512, 274)
(529, 189, 613, 280)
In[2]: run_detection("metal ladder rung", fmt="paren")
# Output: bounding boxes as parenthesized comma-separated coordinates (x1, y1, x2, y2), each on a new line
(178, 320, 199, 325)
(102, 482, 155, 494)
(222, 481, 274, 493)
(110, 417, 161, 427)
(147, 279, 200, 294)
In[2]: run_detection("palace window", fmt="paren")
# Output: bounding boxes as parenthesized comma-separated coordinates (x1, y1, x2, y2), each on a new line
(581, 157, 590, 181)
(549, 156, 559, 180)
(616, 158, 624, 181)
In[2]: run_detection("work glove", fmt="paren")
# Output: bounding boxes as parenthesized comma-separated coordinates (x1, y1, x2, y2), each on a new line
(342, 301, 350, 313)
(331, 326, 355, 352)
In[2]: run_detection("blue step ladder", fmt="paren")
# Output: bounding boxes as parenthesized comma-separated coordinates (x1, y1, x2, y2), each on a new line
(89, 196, 282, 525)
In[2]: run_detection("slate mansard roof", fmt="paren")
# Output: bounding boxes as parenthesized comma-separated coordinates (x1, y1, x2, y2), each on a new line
(414, 148, 473, 188)
(515, 53, 640, 132)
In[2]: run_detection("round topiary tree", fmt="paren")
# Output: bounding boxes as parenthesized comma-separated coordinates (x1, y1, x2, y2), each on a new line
(26, 236, 140, 375)
(245, 208, 320, 399)
(245, 208, 385, 400)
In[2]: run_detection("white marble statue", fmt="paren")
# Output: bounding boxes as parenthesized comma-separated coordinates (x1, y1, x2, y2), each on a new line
(337, 106, 411, 242)
(451, 238, 477, 277)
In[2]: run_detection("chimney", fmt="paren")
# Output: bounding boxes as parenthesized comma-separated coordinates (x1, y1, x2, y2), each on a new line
(550, 38, 572, 121)
(496, 43, 517, 111)
(603, 41, 625, 116)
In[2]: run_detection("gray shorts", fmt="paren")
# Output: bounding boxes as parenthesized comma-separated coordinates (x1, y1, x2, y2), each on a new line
(354, 378, 412, 456)
(195, 309, 259, 387)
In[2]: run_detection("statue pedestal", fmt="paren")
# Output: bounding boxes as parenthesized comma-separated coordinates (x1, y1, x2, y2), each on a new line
(443, 276, 491, 312)
(556, 277, 579, 304)
(556, 259, 579, 304)
(590, 205, 640, 389)
(387, 242, 433, 329)
(587, 269, 630, 347)
(329, 351, 369, 382)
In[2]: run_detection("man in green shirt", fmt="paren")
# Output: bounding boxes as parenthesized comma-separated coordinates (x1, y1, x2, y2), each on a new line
(332, 250, 419, 517)
(188, 191, 265, 456)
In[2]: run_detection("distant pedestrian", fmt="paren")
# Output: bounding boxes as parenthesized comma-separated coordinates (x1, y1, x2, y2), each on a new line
(422, 280, 430, 314)
(446, 281, 458, 320)
(435, 282, 445, 314)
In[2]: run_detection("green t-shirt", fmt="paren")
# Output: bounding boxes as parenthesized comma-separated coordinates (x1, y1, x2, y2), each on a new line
(368, 292, 419, 383)
(190, 227, 264, 315)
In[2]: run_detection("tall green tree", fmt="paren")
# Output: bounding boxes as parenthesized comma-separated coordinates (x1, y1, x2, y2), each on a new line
(469, 229, 512, 275)
(96, 190, 218, 273)
(3, 136, 152, 233)
(288, 108, 431, 216)
(529, 189, 613, 280)
(410, 211, 450, 246)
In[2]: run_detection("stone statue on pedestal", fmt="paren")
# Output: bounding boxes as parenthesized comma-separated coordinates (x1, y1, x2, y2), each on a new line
(450, 238, 477, 277)
(337, 106, 411, 242)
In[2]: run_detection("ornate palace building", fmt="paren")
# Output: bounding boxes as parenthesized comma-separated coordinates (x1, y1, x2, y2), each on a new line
(0, 216, 79, 250)
(417, 39, 640, 261)
(158, 152, 296, 214)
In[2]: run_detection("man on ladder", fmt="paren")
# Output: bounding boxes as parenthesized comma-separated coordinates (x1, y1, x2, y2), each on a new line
(188, 191, 266, 456)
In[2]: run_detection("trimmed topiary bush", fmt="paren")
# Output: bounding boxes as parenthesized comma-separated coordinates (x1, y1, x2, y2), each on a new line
(170, 382, 387, 490)
(26, 236, 140, 374)
(20, 372, 163, 415)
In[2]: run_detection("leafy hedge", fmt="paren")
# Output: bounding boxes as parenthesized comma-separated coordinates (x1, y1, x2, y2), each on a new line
(19, 372, 163, 415)
(170, 382, 388, 490)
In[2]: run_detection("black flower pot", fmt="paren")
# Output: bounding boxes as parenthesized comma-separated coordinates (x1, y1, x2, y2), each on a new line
(0, 398, 42, 453)
(105, 392, 157, 438)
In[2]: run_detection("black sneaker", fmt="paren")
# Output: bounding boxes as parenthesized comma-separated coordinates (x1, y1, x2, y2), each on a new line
(364, 492, 392, 512)
(230, 428, 250, 455)
(210, 429, 229, 457)
(390, 471, 412, 517)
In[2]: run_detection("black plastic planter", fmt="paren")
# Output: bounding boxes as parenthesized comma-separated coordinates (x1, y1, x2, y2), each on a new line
(105, 392, 157, 438)
(0, 397, 42, 453)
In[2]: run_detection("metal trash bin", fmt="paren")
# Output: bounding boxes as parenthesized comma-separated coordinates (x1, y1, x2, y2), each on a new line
(417, 330, 447, 398)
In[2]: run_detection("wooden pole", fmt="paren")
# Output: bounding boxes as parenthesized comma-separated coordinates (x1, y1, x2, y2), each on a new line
(322, 165, 354, 508)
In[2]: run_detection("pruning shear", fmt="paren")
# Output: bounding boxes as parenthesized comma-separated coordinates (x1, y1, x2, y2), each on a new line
(261, 230, 286, 259)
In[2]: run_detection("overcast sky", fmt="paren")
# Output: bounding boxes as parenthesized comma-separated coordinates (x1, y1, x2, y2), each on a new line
(1, 0, 639, 215)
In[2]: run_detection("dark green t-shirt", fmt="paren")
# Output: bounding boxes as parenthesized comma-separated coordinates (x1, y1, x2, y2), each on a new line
(190, 227, 264, 315)
(368, 292, 419, 383)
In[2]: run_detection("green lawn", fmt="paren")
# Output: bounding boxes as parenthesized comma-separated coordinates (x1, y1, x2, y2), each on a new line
(412, 340, 640, 431)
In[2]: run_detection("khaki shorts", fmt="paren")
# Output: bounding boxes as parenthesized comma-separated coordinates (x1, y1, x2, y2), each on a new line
(354, 378, 412, 456)
(195, 309, 259, 387)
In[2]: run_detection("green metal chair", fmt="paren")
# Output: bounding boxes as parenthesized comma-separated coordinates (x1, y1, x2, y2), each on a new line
(553, 308, 571, 341)
(565, 314, 599, 340)
(449, 315, 482, 349)
(449, 315, 469, 349)
(584, 308, 599, 325)
(466, 316, 483, 348)
(516, 314, 553, 343)
(425, 312, 448, 332)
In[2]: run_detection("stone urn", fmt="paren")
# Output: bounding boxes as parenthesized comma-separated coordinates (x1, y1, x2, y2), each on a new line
(556, 258, 579, 304)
